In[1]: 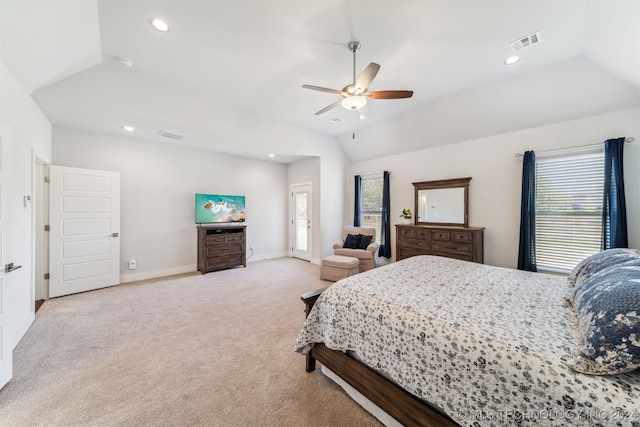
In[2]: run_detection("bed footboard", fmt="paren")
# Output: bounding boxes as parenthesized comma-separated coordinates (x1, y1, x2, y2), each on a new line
(301, 287, 326, 372)
(299, 287, 458, 427)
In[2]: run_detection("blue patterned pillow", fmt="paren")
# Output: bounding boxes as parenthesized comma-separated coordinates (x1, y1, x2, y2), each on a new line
(568, 248, 640, 287)
(566, 261, 640, 375)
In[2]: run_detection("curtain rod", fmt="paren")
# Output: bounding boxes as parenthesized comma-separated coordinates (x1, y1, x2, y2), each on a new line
(514, 136, 634, 158)
(359, 172, 387, 179)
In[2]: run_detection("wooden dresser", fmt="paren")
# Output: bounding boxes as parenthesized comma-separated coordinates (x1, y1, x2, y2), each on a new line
(197, 224, 247, 273)
(396, 224, 484, 263)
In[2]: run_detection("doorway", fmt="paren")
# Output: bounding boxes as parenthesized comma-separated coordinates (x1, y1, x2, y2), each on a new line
(34, 159, 49, 301)
(290, 182, 312, 261)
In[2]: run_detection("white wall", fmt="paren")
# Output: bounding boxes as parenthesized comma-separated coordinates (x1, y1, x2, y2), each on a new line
(53, 127, 290, 283)
(0, 61, 52, 346)
(319, 144, 351, 260)
(351, 107, 640, 269)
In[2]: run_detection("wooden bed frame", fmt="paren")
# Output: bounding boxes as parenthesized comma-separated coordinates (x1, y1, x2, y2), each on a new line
(301, 288, 458, 427)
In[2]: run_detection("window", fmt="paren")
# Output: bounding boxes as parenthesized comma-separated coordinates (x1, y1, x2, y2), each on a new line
(535, 149, 604, 272)
(359, 174, 384, 245)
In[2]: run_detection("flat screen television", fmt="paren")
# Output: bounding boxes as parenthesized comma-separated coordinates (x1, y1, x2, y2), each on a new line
(195, 194, 245, 224)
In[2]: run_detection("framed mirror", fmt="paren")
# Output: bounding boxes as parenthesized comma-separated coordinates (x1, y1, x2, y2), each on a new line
(413, 177, 471, 227)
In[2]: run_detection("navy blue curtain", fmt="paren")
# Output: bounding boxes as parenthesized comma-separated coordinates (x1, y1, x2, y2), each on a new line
(377, 171, 392, 258)
(602, 137, 628, 249)
(353, 175, 362, 226)
(517, 151, 537, 271)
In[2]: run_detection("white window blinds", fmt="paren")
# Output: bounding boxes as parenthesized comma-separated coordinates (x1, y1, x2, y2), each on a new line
(535, 150, 604, 272)
(360, 175, 383, 245)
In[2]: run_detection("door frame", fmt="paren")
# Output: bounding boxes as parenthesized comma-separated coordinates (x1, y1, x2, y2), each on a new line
(290, 182, 312, 261)
(32, 153, 49, 301)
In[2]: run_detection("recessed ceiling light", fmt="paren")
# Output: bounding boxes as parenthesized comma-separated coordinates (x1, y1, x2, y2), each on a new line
(122, 125, 135, 132)
(504, 55, 522, 65)
(268, 154, 275, 158)
(149, 18, 170, 32)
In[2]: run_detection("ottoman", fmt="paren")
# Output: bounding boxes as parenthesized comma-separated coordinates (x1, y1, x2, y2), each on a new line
(320, 255, 360, 281)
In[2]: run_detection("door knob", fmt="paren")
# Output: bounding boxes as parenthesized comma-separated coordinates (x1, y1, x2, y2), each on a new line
(5, 263, 22, 273)
(112, 232, 119, 237)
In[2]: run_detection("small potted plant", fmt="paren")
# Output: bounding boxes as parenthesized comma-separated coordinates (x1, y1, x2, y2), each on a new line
(399, 208, 412, 224)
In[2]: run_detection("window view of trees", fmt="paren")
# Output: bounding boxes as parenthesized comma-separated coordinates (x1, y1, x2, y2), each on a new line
(361, 176, 383, 244)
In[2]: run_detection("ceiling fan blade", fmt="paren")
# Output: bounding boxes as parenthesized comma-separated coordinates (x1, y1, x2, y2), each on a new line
(302, 85, 342, 95)
(314, 99, 343, 115)
(354, 63, 380, 94)
(368, 90, 414, 99)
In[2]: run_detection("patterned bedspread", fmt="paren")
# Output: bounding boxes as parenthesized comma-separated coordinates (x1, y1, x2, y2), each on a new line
(294, 256, 640, 426)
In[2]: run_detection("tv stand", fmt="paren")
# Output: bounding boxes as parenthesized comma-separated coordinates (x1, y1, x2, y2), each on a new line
(197, 224, 247, 273)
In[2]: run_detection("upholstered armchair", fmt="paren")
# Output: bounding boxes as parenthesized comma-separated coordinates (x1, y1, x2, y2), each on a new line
(332, 226, 378, 272)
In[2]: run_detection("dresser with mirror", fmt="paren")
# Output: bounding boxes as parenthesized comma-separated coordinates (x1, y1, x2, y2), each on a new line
(396, 177, 484, 263)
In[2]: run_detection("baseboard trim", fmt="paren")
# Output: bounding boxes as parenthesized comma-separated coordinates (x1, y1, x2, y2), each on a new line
(120, 264, 198, 284)
(119, 252, 292, 283)
(247, 251, 289, 263)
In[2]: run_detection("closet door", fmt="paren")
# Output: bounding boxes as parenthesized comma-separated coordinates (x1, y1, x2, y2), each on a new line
(49, 166, 120, 298)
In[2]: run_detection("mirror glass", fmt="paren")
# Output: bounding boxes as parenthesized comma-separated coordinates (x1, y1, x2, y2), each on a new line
(417, 188, 465, 224)
(413, 177, 471, 227)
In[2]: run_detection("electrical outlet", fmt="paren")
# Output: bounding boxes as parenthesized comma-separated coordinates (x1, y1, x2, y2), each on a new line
(250, 245, 254, 251)
(129, 259, 137, 270)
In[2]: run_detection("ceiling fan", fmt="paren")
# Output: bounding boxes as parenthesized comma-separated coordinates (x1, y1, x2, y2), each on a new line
(303, 41, 413, 118)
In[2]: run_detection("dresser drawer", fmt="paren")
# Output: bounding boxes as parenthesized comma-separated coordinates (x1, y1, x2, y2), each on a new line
(207, 234, 244, 244)
(205, 253, 245, 270)
(398, 226, 430, 239)
(399, 237, 430, 250)
(397, 247, 427, 260)
(441, 252, 473, 262)
(431, 241, 472, 255)
(451, 231, 471, 242)
(206, 242, 245, 257)
(398, 227, 416, 238)
(430, 230, 451, 241)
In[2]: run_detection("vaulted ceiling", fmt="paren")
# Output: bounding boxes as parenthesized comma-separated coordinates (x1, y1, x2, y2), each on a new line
(1, 0, 639, 163)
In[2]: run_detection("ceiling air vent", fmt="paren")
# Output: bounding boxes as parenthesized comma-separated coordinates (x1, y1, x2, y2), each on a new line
(510, 31, 541, 52)
(158, 130, 184, 141)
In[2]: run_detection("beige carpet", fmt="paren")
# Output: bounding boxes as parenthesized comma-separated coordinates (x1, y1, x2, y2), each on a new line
(0, 258, 382, 426)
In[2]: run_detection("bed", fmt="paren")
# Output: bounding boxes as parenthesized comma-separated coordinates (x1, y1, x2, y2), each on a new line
(294, 254, 640, 426)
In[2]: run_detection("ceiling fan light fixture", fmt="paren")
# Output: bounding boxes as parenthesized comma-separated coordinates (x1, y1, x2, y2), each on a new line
(303, 41, 413, 118)
(341, 96, 367, 111)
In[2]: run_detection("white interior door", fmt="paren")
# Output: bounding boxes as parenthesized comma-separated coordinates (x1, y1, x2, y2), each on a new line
(49, 166, 120, 298)
(0, 124, 14, 388)
(291, 183, 312, 261)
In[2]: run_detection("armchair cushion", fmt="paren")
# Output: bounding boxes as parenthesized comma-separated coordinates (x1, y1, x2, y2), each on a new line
(343, 234, 361, 249)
